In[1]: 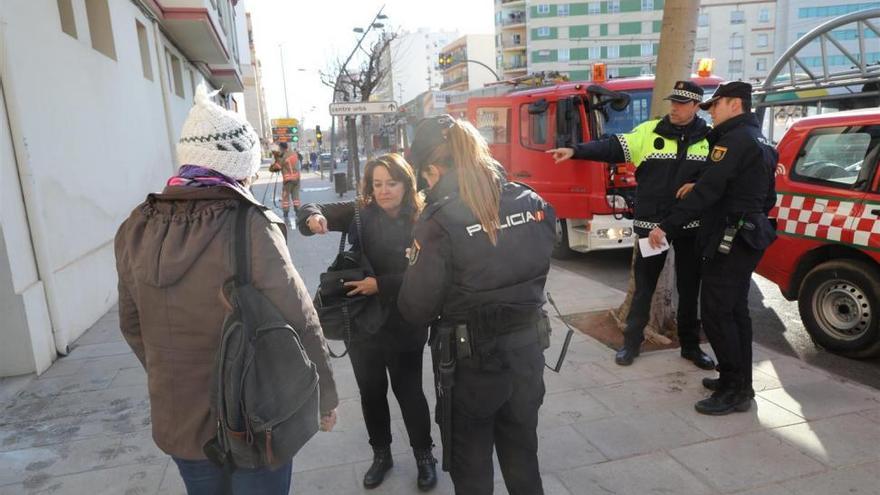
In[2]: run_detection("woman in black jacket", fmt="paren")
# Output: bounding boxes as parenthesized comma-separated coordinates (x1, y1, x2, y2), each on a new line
(297, 153, 437, 491)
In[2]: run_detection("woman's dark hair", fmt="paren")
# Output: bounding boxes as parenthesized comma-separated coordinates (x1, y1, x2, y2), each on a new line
(360, 153, 424, 219)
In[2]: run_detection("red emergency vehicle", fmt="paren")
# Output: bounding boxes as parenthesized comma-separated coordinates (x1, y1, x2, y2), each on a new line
(446, 72, 723, 258)
(756, 109, 880, 358)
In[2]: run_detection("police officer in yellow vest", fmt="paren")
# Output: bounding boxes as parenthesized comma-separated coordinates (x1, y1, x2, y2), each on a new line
(548, 80, 715, 369)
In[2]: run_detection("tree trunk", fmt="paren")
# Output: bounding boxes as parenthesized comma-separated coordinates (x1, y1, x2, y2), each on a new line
(360, 114, 372, 184)
(614, 0, 699, 344)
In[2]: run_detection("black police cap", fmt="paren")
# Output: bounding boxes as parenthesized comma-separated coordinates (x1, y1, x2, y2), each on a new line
(699, 81, 753, 110)
(664, 80, 704, 103)
(407, 114, 456, 173)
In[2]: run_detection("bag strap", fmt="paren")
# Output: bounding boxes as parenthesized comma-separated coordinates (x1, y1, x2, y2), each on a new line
(326, 303, 351, 359)
(233, 203, 252, 286)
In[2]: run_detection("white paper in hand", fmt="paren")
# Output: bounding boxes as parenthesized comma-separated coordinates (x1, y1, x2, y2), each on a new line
(639, 237, 669, 258)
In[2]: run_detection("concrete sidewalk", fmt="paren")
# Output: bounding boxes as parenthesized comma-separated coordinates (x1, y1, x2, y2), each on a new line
(2, 265, 880, 494)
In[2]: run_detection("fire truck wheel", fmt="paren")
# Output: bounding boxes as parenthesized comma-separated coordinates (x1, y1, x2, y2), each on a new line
(799, 260, 880, 359)
(552, 219, 575, 260)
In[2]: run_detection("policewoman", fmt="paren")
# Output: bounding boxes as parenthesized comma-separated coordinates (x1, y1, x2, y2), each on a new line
(548, 80, 715, 370)
(399, 115, 556, 495)
(649, 81, 778, 415)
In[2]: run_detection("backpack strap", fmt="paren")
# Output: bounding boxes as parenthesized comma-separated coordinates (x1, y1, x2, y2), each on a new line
(233, 203, 252, 286)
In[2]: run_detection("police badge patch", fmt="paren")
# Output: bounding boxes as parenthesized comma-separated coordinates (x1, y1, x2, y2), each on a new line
(710, 146, 728, 162)
(407, 239, 421, 266)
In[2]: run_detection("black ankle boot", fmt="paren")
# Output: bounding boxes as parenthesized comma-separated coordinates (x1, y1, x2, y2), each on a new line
(702, 377, 756, 397)
(695, 376, 752, 416)
(363, 446, 393, 489)
(414, 448, 438, 491)
(615, 345, 639, 366)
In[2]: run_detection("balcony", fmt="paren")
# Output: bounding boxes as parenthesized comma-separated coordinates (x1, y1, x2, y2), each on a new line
(501, 11, 526, 28)
(145, 0, 236, 65)
(502, 40, 526, 51)
(502, 61, 527, 73)
(501, 0, 526, 6)
(441, 75, 469, 90)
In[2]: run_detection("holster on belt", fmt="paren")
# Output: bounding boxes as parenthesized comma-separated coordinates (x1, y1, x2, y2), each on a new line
(431, 322, 457, 472)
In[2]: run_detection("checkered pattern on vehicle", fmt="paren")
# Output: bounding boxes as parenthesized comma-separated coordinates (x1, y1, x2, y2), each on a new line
(771, 193, 880, 247)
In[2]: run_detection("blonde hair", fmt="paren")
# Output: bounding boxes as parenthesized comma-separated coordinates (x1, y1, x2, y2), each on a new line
(425, 119, 503, 244)
(361, 153, 424, 220)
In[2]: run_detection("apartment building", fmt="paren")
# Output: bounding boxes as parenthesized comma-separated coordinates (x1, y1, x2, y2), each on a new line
(439, 34, 498, 92)
(0, 0, 251, 377)
(695, 0, 776, 82)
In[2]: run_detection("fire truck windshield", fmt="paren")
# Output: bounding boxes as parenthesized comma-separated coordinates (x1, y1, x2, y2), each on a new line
(602, 87, 718, 136)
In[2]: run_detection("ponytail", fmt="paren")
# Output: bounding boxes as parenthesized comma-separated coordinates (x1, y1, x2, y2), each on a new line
(446, 121, 503, 245)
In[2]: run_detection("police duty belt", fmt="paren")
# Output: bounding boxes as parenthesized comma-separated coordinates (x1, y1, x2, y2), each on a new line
(633, 219, 701, 230)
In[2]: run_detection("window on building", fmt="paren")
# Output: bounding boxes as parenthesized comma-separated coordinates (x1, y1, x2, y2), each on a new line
(756, 58, 767, 71)
(85, 0, 117, 59)
(589, 46, 601, 59)
(759, 8, 770, 22)
(136, 20, 153, 80)
(589, 2, 601, 14)
(641, 42, 653, 56)
(730, 34, 744, 49)
(608, 0, 621, 13)
(608, 67, 620, 78)
(608, 45, 619, 58)
(537, 4, 550, 14)
(729, 59, 743, 75)
(558, 4, 570, 16)
(513, 33, 522, 45)
(730, 10, 745, 24)
(698, 12, 709, 26)
(757, 33, 769, 48)
(166, 49, 185, 98)
(696, 37, 708, 51)
(57, 0, 77, 38)
(537, 26, 551, 37)
(641, 0, 654, 10)
(559, 47, 571, 61)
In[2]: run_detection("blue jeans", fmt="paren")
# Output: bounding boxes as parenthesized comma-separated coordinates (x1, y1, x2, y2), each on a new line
(172, 457, 292, 495)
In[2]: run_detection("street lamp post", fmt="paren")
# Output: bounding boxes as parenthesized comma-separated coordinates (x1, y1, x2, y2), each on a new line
(278, 44, 290, 118)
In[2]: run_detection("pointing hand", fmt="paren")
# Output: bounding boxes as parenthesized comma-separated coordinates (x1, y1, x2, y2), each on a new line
(546, 148, 575, 164)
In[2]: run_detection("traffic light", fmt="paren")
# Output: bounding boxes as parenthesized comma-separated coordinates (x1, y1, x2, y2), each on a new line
(438, 53, 454, 69)
(315, 125, 323, 145)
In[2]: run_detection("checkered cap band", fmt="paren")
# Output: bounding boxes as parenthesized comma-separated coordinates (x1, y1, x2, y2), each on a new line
(670, 89, 702, 101)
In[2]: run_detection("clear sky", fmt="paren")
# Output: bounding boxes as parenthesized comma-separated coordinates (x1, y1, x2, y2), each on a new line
(247, 0, 495, 131)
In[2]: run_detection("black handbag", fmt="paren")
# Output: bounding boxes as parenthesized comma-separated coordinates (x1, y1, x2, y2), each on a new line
(313, 202, 384, 358)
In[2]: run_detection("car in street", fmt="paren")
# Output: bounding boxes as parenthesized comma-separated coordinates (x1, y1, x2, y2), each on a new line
(757, 108, 880, 358)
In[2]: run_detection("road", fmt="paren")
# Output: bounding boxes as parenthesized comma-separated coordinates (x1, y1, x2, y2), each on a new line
(257, 167, 880, 391)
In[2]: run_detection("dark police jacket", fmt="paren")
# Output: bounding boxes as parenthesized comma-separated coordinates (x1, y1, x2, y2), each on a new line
(398, 172, 556, 327)
(574, 116, 711, 236)
(297, 200, 428, 351)
(659, 113, 778, 258)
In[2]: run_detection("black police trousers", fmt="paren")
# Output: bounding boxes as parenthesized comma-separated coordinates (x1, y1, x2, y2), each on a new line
(348, 344, 433, 450)
(449, 332, 545, 495)
(625, 234, 701, 349)
(700, 238, 765, 389)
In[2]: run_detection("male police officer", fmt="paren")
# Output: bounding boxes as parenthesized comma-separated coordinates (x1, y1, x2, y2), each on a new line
(548, 81, 715, 370)
(649, 81, 778, 415)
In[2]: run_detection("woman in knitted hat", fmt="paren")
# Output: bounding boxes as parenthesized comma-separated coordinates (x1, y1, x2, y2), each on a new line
(114, 83, 339, 494)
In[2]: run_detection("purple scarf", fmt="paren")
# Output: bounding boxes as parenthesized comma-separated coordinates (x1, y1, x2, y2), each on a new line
(167, 165, 250, 196)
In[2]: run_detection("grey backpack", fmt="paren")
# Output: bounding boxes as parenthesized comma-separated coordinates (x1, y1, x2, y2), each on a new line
(205, 203, 320, 470)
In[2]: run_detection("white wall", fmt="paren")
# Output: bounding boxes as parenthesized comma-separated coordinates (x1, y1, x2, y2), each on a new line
(391, 29, 459, 105)
(466, 34, 499, 90)
(0, 0, 220, 374)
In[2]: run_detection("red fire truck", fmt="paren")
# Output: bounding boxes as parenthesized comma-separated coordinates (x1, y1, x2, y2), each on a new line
(445, 72, 723, 258)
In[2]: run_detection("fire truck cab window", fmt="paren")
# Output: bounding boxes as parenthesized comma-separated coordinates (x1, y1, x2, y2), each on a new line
(476, 107, 510, 144)
(602, 90, 651, 136)
(792, 126, 880, 187)
(520, 102, 555, 150)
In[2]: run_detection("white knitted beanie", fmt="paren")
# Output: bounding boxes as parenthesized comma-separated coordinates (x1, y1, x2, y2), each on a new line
(176, 83, 261, 180)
